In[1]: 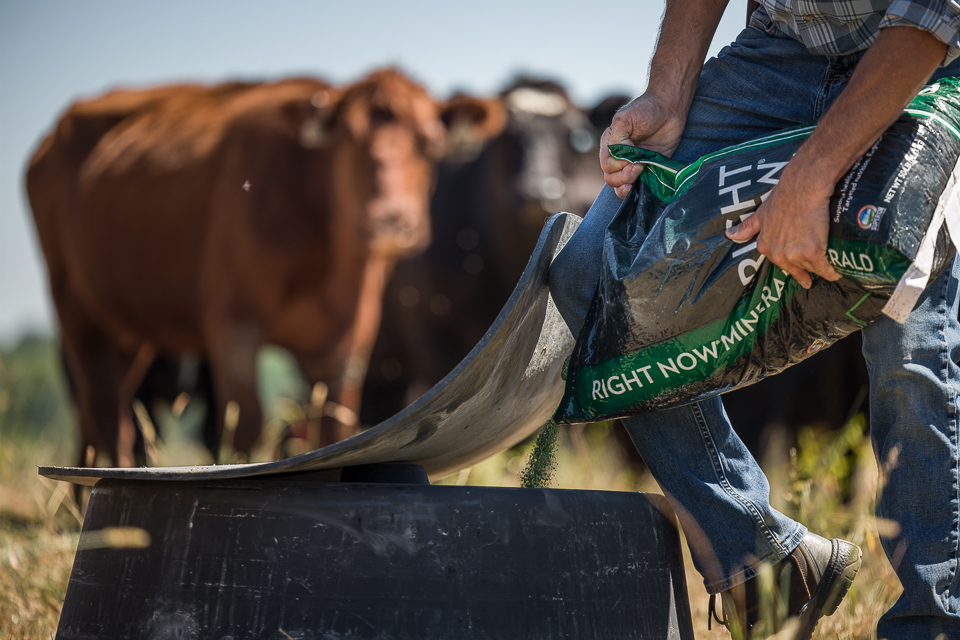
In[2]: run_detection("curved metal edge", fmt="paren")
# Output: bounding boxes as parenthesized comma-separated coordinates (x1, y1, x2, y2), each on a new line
(40, 213, 582, 485)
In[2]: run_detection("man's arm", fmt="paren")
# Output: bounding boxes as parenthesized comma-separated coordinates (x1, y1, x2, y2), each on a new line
(726, 26, 947, 289)
(601, 0, 729, 198)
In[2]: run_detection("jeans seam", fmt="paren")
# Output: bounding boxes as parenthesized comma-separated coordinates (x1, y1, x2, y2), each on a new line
(691, 402, 790, 562)
(813, 66, 833, 120)
(953, 400, 959, 611)
(939, 273, 960, 610)
(814, 64, 852, 120)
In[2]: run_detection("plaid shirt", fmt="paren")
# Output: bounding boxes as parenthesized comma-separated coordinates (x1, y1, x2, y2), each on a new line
(755, 0, 960, 64)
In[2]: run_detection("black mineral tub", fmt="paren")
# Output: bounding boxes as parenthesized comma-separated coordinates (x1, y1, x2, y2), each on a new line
(55, 470, 693, 640)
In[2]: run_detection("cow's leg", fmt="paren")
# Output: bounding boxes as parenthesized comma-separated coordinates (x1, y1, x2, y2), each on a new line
(54, 290, 135, 468)
(116, 344, 157, 465)
(311, 254, 395, 448)
(204, 320, 263, 460)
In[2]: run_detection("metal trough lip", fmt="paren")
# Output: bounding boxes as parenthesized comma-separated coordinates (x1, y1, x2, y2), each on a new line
(40, 212, 581, 486)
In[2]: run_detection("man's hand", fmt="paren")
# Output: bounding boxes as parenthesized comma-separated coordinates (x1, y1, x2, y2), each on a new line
(726, 158, 840, 289)
(600, 0, 730, 199)
(600, 96, 686, 199)
(727, 26, 946, 289)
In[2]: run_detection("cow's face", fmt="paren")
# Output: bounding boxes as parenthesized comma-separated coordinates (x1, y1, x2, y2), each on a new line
(328, 69, 445, 257)
(495, 81, 603, 220)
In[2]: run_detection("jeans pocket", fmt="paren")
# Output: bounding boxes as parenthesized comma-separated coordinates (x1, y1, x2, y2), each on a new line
(747, 6, 787, 38)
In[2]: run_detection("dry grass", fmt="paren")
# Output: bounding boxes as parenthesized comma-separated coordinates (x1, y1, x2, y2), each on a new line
(0, 437, 81, 639)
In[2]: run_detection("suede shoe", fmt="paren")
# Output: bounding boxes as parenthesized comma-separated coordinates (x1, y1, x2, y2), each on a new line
(709, 531, 862, 640)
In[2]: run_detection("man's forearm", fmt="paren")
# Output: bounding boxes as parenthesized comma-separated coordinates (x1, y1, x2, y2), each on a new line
(788, 26, 947, 194)
(727, 24, 949, 289)
(646, 0, 730, 116)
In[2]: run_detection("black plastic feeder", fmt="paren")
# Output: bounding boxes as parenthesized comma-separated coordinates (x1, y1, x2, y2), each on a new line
(56, 474, 693, 639)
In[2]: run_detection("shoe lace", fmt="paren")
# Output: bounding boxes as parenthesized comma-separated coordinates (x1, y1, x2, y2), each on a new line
(707, 593, 728, 631)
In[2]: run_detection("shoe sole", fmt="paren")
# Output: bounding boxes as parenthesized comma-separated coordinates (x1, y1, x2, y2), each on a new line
(793, 538, 862, 640)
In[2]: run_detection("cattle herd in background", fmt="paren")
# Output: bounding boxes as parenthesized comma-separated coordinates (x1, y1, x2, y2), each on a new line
(27, 67, 869, 472)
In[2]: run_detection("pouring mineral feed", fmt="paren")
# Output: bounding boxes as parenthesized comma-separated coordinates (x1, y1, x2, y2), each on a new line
(550, 77, 960, 427)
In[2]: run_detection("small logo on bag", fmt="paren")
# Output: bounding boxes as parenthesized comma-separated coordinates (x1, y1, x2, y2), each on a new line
(857, 205, 877, 229)
(807, 339, 826, 355)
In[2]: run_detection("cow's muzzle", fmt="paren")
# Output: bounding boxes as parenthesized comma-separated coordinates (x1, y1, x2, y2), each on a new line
(365, 197, 430, 256)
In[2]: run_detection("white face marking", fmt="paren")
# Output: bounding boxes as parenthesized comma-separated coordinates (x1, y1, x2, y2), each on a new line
(505, 88, 568, 117)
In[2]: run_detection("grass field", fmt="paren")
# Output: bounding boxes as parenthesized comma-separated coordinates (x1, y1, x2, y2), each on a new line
(0, 336, 902, 639)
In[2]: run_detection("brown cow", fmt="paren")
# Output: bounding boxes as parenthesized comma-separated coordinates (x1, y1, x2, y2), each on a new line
(27, 69, 478, 469)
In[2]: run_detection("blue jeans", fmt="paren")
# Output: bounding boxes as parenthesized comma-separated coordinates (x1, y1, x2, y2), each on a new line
(550, 24, 960, 639)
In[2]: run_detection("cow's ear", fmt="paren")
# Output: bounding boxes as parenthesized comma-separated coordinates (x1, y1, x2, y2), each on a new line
(440, 94, 507, 162)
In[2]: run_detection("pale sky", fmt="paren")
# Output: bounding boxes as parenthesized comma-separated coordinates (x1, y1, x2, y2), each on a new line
(0, 0, 748, 342)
